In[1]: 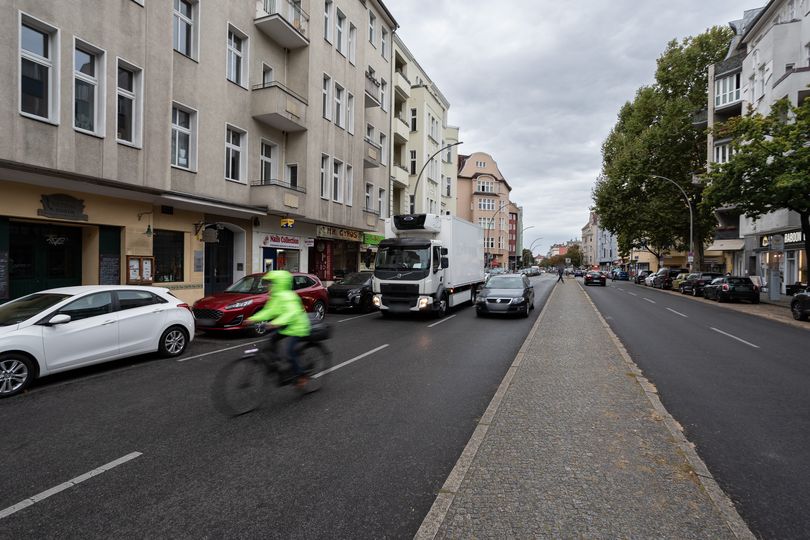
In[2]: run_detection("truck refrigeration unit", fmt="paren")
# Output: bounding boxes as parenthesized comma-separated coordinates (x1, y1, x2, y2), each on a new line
(372, 213, 485, 317)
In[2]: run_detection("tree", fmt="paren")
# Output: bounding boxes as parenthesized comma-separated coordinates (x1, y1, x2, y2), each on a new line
(705, 98, 810, 282)
(594, 26, 732, 269)
(521, 249, 534, 268)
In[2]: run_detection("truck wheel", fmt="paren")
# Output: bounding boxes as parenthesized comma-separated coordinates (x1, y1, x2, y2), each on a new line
(435, 294, 448, 318)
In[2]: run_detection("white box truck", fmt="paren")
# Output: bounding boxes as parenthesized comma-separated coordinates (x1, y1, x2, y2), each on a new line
(371, 214, 485, 317)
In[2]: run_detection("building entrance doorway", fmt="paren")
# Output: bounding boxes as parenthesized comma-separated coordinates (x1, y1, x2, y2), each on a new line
(204, 226, 235, 295)
(8, 221, 82, 299)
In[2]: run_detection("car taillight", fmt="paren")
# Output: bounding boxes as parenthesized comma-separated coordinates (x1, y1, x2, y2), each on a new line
(722, 284, 729, 291)
(753, 285, 759, 292)
(178, 303, 192, 312)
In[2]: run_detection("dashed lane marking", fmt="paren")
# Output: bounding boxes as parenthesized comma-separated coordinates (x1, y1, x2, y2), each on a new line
(313, 344, 389, 378)
(643, 298, 656, 304)
(628, 292, 638, 297)
(710, 327, 760, 349)
(336, 312, 378, 323)
(666, 308, 688, 318)
(427, 314, 457, 328)
(177, 340, 262, 362)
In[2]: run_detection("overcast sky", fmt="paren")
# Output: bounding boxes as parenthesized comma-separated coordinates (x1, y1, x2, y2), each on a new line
(392, 1, 754, 256)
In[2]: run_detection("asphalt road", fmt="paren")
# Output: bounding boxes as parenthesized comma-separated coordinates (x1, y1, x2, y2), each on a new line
(0, 276, 554, 538)
(582, 278, 810, 539)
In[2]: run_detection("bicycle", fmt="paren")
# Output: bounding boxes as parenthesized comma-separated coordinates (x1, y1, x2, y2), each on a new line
(211, 321, 333, 417)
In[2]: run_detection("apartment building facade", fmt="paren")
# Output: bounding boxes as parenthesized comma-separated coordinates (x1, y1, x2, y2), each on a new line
(0, 0, 396, 303)
(390, 34, 458, 217)
(581, 212, 597, 268)
(456, 151, 517, 269)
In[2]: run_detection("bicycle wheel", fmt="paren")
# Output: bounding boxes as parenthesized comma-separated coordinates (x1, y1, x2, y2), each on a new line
(211, 354, 268, 416)
(298, 342, 332, 393)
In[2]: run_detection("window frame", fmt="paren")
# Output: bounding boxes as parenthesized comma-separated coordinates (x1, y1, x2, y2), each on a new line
(173, 0, 199, 60)
(225, 23, 249, 89)
(348, 23, 357, 64)
(323, 0, 333, 43)
(379, 133, 387, 165)
(322, 73, 332, 120)
(224, 123, 247, 183)
(153, 229, 185, 283)
(346, 92, 355, 134)
(335, 8, 346, 54)
(260, 138, 279, 183)
(368, 11, 376, 46)
(73, 37, 106, 137)
(286, 163, 299, 188)
(345, 164, 353, 206)
(171, 101, 197, 171)
(381, 28, 388, 60)
(365, 182, 374, 210)
(116, 57, 144, 147)
(19, 12, 60, 125)
(332, 158, 343, 203)
(334, 82, 345, 128)
(320, 154, 330, 199)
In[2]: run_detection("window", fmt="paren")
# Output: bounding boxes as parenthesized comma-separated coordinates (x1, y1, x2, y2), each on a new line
(225, 125, 246, 182)
(261, 140, 278, 183)
(154, 230, 185, 282)
(479, 198, 495, 211)
(286, 163, 298, 188)
(368, 11, 376, 45)
(322, 74, 332, 120)
(345, 165, 353, 206)
(366, 123, 374, 141)
(262, 64, 274, 86)
(334, 83, 344, 127)
(117, 60, 142, 145)
(380, 78, 387, 111)
(20, 15, 59, 122)
(171, 103, 196, 170)
(476, 160, 486, 167)
(378, 188, 387, 216)
(477, 179, 494, 192)
(428, 114, 439, 141)
(323, 0, 332, 43)
(347, 92, 355, 133)
(226, 25, 248, 87)
(379, 133, 387, 165)
(498, 236, 504, 250)
(320, 154, 330, 198)
(478, 217, 494, 230)
(714, 143, 735, 164)
(445, 176, 452, 197)
(714, 73, 741, 107)
(365, 183, 374, 210)
(118, 290, 161, 310)
(410, 150, 417, 175)
(410, 108, 417, 131)
(806, 42, 810, 67)
(484, 237, 495, 249)
(173, 0, 196, 58)
(348, 23, 356, 64)
(332, 159, 343, 202)
(74, 41, 104, 134)
(381, 28, 388, 59)
(335, 9, 346, 54)
(59, 292, 113, 321)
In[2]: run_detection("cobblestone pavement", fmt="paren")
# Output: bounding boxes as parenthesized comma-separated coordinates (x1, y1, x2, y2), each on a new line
(416, 280, 754, 539)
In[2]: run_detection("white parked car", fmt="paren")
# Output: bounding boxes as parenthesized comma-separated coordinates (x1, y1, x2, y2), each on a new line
(0, 286, 195, 398)
(644, 273, 657, 287)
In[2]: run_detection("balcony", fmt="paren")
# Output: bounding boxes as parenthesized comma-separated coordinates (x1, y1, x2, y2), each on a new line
(773, 67, 810, 104)
(391, 165, 409, 188)
(254, 0, 309, 49)
(365, 72, 381, 108)
(394, 70, 411, 100)
(393, 116, 409, 143)
(364, 137, 381, 168)
(251, 81, 307, 132)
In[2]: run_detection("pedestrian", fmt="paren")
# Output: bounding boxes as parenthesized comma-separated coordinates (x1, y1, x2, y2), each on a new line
(556, 266, 565, 283)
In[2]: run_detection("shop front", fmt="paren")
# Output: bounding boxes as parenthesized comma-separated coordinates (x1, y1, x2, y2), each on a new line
(360, 233, 384, 271)
(756, 231, 807, 295)
(311, 225, 363, 283)
(259, 233, 303, 272)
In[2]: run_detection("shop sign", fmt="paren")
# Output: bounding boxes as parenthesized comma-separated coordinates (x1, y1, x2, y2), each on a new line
(261, 233, 300, 249)
(363, 233, 385, 246)
(316, 225, 361, 242)
(784, 230, 806, 246)
(37, 194, 88, 221)
(304, 237, 315, 248)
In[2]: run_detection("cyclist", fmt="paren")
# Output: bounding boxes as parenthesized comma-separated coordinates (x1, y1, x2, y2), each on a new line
(247, 270, 311, 389)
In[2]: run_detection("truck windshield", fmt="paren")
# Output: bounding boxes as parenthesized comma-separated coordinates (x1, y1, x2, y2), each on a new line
(375, 247, 431, 270)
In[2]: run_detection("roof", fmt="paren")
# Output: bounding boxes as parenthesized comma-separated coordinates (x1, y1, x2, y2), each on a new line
(741, 2, 776, 44)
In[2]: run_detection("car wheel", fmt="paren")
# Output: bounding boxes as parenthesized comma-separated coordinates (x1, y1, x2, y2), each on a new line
(476, 310, 483, 318)
(158, 326, 189, 358)
(311, 301, 326, 321)
(0, 353, 36, 398)
(252, 323, 269, 337)
(692, 288, 698, 297)
(792, 302, 808, 321)
(521, 302, 530, 318)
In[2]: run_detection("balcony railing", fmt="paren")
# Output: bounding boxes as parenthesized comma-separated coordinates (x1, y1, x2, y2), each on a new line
(364, 71, 381, 108)
(251, 176, 306, 193)
(251, 80, 307, 132)
(255, 0, 309, 49)
(364, 137, 381, 168)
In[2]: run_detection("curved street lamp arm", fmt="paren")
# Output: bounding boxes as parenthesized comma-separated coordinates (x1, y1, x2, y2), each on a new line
(649, 174, 694, 270)
(411, 141, 464, 210)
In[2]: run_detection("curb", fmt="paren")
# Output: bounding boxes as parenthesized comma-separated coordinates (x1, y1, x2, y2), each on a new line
(577, 281, 756, 540)
(413, 283, 558, 540)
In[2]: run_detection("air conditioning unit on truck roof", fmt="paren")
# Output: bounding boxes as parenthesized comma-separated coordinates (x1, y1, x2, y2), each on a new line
(373, 214, 485, 318)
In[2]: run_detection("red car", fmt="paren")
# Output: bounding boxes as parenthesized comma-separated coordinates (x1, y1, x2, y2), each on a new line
(584, 271, 607, 286)
(192, 272, 328, 335)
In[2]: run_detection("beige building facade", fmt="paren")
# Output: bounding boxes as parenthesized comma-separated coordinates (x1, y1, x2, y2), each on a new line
(1, 0, 396, 303)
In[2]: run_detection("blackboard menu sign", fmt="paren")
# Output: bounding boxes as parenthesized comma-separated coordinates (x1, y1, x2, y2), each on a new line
(0, 249, 8, 300)
(99, 254, 120, 285)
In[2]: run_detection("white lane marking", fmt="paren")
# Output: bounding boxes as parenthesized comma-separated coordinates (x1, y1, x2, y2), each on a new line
(616, 288, 625, 292)
(643, 298, 656, 304)
(710, 327, 760, 349)
(666, 308, 688, 318)
(336, 312, 378, 323)
(628, 292, 638, 297)
(427, 314, 457, 328)
(0, 452, 142, 520)
(313, 344, 389, 378)
(177, 340, 262, 362)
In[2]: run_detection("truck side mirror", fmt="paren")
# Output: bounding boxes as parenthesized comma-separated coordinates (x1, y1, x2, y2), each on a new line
(440, 248, 448, 256)
(440, 257, 449, 269)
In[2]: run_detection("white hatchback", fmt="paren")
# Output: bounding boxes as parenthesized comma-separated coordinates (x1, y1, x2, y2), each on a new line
(0, 285, 195, 398)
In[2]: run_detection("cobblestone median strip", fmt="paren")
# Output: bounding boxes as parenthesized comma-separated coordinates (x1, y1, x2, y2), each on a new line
(414, 286, 558, 540)
(579, 282, 755, 540)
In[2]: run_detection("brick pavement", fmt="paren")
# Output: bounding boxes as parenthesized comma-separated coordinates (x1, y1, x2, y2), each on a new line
(416, 279, 754, 539)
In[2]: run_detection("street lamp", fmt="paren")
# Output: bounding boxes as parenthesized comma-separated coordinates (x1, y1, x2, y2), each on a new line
(410, 141, 463, 214)
(648, 174, 694, 271)
(518, 225, 535, 270)
(485, 201, 512, 269)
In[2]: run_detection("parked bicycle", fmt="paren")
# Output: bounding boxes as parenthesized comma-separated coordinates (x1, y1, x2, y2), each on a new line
(212, 321, 332, 416)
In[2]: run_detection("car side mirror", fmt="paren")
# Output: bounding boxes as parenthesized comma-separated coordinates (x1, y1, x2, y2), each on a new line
(440, 257, 449, 269)
(47, 314, 72, 325)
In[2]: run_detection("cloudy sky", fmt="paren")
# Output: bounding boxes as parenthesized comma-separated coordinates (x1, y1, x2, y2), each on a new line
(392, 0, 753, 256)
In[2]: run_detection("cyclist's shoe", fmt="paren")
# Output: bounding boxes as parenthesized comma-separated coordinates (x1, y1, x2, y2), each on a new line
(295, 375, 310, 390)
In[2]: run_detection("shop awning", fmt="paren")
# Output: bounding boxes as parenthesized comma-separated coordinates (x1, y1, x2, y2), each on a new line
(706, 239, 745, 251)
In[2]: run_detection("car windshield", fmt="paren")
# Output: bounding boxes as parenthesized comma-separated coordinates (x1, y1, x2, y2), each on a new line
(0, 293, 72, 326)
(728, 277, 751, 285)
(375, 247, 430, 270)
(486, 276, 524, 289)
(340, 272, 371, 285)
(225, 275, 269, 294)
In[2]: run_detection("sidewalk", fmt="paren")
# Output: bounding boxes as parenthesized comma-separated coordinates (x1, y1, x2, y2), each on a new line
(416, 280, 754, 539)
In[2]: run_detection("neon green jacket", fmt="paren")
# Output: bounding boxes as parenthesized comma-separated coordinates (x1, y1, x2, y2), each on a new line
(247, 270, 311, 337)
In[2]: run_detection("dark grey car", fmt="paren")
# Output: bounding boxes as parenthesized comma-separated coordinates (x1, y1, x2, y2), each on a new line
(475, 274, 535, 318)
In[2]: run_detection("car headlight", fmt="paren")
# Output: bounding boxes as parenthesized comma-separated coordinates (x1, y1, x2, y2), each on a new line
(511, 297, 526, 304)
(475, 295, 486, 304)
(225, 299, 253, 310)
